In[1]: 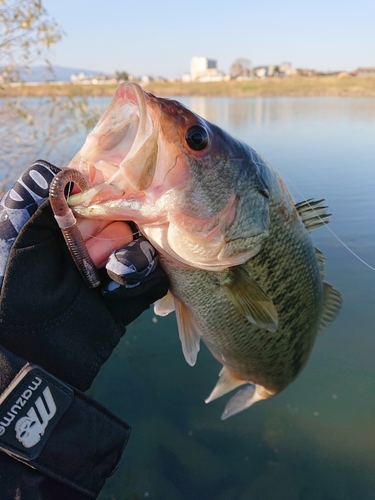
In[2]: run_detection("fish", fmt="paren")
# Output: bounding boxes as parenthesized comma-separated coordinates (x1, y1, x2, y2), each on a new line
(68, 82, 342, 419)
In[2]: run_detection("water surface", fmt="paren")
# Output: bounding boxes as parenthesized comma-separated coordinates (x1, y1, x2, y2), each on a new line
(7, 96, 375, 499)
(89, 96, 375, 500)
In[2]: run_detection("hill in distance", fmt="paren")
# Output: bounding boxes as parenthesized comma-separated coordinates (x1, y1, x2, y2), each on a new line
(18, 65, 106, 82)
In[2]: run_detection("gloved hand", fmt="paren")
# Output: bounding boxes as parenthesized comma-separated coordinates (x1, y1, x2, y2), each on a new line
(0, 160, 168, 391)
(0, 160, 169, 500)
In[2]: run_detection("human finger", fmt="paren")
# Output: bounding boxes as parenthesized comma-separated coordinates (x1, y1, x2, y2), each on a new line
(84, 221, 134, 268)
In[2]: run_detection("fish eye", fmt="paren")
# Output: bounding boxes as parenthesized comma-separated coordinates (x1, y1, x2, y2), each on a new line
(185, 125, 209, 151)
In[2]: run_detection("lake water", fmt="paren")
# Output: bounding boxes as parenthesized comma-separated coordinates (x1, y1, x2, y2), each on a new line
(6, 95, 375, 499)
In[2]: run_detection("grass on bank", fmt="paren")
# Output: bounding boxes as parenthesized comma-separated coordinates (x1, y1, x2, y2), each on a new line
(1, 76, 375, 98)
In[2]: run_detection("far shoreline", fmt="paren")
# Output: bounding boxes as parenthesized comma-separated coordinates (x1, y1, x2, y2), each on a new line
(1, 76, 375, 98)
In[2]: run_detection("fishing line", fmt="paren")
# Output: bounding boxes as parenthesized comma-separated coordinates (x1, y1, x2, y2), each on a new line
(280, 170, 375, 272)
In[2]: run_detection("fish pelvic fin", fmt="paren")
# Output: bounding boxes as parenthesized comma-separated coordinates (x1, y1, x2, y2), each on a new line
(220, 267, 278, 332)
(175, 298, 201, 366)
(295, 198, 331, 232)
(205, 367, 246, 404)
(154, 290, 176, 316)
(221, 384, 274, 420)
(318, 282, 342, 333)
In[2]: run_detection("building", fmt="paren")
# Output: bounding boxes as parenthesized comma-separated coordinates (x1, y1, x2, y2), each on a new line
(296, 68, 319, 77)
(190, 56, 224, 81)
(356, 67, 375, 77)
(253, 65, 275, 78)
(278, 62, 296, 76)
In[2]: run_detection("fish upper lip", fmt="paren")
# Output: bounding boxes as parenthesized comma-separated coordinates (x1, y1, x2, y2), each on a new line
(68, 82, 161, 200)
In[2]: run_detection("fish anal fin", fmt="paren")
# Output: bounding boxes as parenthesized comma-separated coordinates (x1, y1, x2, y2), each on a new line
(318, 282, 342, 333)
(295, 198, 331, 232)
(175, 298, 201, 366)
(154, 290, 176, 316)
(221, 384, 273, 420)
(205, 367, 246, 404)
(221, 267, 278, 332)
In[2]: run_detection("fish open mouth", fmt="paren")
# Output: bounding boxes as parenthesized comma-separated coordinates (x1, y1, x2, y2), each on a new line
(68, 82, 160, 206)
(68, 83, 270, 271)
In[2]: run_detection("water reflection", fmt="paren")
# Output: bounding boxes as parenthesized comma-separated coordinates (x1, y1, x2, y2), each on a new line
(184, 96, 375, 128)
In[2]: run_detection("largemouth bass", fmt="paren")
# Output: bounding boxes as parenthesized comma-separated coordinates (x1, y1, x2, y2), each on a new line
(68, 83, 342, 419)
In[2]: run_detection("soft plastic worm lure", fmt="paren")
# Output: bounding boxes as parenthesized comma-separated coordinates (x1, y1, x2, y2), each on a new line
(49, 169, 101, 288)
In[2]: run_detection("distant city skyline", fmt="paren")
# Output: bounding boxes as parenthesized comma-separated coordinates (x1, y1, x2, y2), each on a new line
(41, 0, 374, 79)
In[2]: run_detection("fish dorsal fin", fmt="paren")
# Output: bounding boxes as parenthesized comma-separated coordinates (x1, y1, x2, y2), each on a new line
(295, 199, 331, 232)
(174, 298, 201, 366)
(318, 282, 343, 333)
(205, 367, 246, 404)
(154, 290, 176, 316)
(221, 384, 272, 420)
(220, 267, 278, 332)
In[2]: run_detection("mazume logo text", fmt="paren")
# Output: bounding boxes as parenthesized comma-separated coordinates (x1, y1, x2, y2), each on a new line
(0, 377, 57, 448)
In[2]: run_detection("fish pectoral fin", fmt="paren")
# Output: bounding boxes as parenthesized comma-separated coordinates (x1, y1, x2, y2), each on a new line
(221, 267, 278, 332)
(154, 290, 176, 316)
(221, 384, 272, 420)
(175, 298, 201, 366)
(318, 282, 342, 333)
(205, 367, 246, 403)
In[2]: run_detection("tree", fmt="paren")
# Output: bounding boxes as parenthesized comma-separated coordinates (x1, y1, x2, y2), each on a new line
(0, 1, 101, 194)
(230, 58, 252, 79)
(115, 70, 129, 82)
(0, 0, 63, 81)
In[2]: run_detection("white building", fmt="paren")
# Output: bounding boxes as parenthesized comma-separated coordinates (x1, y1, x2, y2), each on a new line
(190, 56, 221, 81)
(278, 62, 296, 76)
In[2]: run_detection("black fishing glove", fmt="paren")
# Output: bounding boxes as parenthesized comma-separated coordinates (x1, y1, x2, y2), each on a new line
(0, 160, 169, 499)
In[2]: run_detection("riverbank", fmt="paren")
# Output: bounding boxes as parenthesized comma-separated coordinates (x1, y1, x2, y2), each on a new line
(1, 76, 375, 98)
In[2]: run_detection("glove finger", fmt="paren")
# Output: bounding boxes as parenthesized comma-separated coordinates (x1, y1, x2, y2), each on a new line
(0, 161, 60, 287)
(104, 236, 158, 287)
(102, 267, 169, 328)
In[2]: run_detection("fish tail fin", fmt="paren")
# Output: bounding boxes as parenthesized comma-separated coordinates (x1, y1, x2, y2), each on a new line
(221, 384, 274, 420)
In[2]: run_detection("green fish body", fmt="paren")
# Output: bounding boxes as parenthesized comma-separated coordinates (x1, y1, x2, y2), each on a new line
(69, 83, 342, 418)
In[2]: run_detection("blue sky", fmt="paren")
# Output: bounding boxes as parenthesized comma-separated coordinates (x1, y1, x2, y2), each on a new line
(42, 0, 374, 78)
